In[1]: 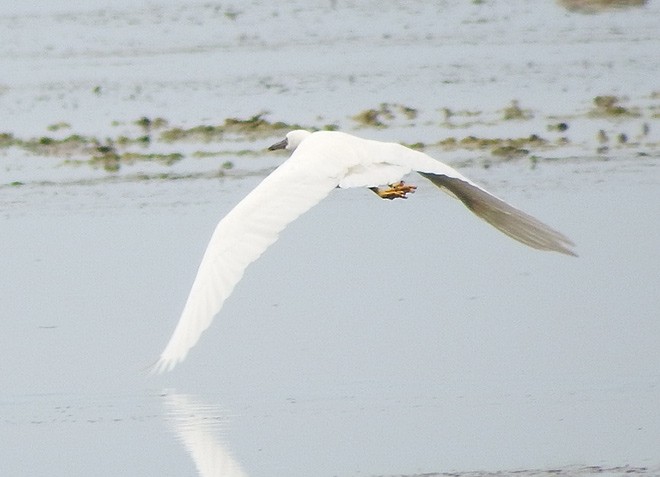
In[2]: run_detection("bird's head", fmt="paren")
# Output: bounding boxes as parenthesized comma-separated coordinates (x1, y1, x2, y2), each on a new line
(268, 130, 312, 152)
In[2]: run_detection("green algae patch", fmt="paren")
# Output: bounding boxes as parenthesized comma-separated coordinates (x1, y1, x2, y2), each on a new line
(4, 92, 657, 183)
(120, 152, 184, 166)
(547, 122, 569, 132)
(47, 122, 72, 132)
(116, 135, 151, 147)
(160, 114, 301, 142)
(89, 142, 121, 172)
(0, 132, 18, 147)
(352, 108, 389, 128)
(160, 125, 224, 143)
(491, 145, 529, 159)
(191, 150, 253, 158)
(463, 135, 544, 149)
(352, 103, 418, 128)
(21, 134, 93, 157)
(558, 0, 647, 14)
(403, 142, 426, 150)
(502, 100, 533, 121)
(134, 116, 169, 132)
(3, 113, 304, 175)
(398, 105, 419, 120)
(222, 114, 293, 134)
(88, 145, 184, 171)
(440, 108, 487, 128)
(437, 135, 548, 155)
(590, 95, 641, 117)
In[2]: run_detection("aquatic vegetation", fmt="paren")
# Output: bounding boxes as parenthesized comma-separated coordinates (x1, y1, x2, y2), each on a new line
(47, 122, 71, 132)
(160, 114, 301, 142)
(2, 93, 656, 184)
(90, 141, 121, 172)
(1, 113, 302, 175)
(0, 132, 17, 147)
(491, 145, 530, 159)
(353, 104, 390, 127)
(438, 135, 547, 152)
(351, 103, 418, 128)
(440, 107, 484, 128)
(558, 0, 647, 14)
(21, 134, 92, 156)
(223, 7, 241, 20)
(502, 100, 533, 121)
(442, 108, 482, 119)
(398, 105, 419, 120)
(134, 116, 168, 132)
(192, 150, 225, 158)
(437, 137, 458, 148)
(547, 122, 569, 132)
(160, 125, 223, 142)
(222, 113, 297, 135)
(403, 142, 426, 150)
(120, 152, 184, 166)
(116, 135, 151, 146)
(434, 135, 548, 162)
(591, 95, 640, 117)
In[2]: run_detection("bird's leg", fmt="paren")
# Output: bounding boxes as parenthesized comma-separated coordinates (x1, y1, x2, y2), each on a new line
(370, 181, 417, 200)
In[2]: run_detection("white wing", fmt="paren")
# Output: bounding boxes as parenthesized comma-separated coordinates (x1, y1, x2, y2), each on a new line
(393, 146, 576, 256)
(153, 152, 340, 373)
(345, 139, 576, 256)
(418, 171, 576, 256)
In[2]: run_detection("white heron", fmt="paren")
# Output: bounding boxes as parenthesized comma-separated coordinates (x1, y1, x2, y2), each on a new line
(153, 130, 576, 373)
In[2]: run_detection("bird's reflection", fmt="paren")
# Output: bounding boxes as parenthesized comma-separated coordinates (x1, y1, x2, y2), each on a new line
(164, 393, 248, 477)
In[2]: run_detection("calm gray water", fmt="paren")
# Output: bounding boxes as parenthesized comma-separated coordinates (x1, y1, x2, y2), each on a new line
(1, 1, 659, 476)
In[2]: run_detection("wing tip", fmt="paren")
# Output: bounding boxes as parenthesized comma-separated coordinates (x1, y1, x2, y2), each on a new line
(550, 243, 579, 257)
(420, 170, 579, 258)
(561, 240, 578, 257)
(540, 232, 578, 257)
(147, 355, 179, 375)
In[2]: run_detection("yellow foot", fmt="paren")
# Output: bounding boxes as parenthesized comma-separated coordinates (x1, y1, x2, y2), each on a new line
(371, 181, 417, 200)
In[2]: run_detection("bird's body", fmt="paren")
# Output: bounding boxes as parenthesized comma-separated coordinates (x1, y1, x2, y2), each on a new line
(154, 130, 575, 373)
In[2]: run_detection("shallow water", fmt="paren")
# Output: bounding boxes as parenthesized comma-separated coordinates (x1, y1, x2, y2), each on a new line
(3, 158, 659, 476)
(1, 1, 659, 476)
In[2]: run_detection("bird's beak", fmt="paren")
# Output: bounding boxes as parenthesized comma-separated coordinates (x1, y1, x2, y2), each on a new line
(267, 138, 287, 151)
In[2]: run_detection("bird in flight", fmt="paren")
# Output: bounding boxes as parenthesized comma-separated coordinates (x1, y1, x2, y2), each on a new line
(153, 130, 576, 373)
